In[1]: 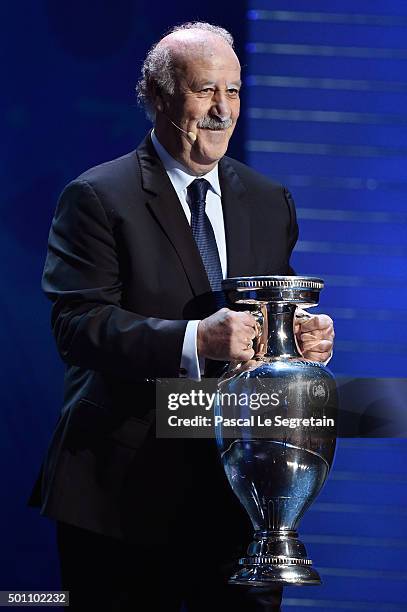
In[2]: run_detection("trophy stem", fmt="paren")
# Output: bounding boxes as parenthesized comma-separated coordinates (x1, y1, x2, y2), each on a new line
(229, 529, 321, 586)
(253, 303, 302, 360)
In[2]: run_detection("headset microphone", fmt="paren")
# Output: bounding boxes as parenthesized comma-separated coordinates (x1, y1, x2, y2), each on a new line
(168, 119, 197, 143)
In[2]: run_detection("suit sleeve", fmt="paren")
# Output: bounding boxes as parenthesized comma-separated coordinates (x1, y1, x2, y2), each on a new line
(42, 179, 188, 381)
(283, 187, 299, 275)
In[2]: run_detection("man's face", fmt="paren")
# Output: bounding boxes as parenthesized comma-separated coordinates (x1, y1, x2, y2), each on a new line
(160, 40, 241, 169)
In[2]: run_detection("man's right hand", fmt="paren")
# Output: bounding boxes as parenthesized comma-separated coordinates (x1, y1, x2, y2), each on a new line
(197, 308, 258, 362)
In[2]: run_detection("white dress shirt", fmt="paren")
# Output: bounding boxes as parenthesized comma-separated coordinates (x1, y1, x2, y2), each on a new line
(150, 130, 227, 380)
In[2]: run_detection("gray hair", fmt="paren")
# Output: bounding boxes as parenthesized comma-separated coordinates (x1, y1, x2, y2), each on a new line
(136, 22, 234, 121)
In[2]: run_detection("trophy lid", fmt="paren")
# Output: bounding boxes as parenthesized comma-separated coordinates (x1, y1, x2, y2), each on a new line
(222, 276, 324, 306)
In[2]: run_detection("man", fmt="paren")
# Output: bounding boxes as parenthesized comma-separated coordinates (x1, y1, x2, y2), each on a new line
(29, 22, 334, 611)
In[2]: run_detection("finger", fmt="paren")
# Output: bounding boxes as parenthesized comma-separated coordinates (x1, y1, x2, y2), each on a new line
(223, 310, 256, 334)
(234, 347, 255, 361)
(241, 337, 254, 349)
(301, 339, 333, 354)
(231, 334, 255, 355)
(299, 314, 333, 332)
(238, 321, 258, 338)
(235, 328, 257, 344)
(295, 307, 312, 318)
(239, 311, 257, 327)
(254, 320, 262, 336)
(229, 311, 257, 331)
(300, 327, 334, 342)
(300, 329, 325, 341)
(302, 350, 331, 363)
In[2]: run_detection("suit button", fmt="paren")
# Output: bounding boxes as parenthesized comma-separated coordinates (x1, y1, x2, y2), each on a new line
(179, 368, 187, 377)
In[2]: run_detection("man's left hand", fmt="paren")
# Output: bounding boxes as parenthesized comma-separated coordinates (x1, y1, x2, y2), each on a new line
(295, 311, 334, 363)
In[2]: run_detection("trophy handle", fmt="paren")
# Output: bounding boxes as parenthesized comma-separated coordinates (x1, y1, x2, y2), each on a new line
(293, 307, 314, 359)
(252, 306, 268, 357)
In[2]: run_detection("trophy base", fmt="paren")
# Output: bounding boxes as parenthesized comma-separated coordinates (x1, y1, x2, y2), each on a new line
(229, 560, 321, 586)
(229, 531, 322, 586)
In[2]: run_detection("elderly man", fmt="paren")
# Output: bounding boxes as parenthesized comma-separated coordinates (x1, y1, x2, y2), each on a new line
(29, 21, 334, 612)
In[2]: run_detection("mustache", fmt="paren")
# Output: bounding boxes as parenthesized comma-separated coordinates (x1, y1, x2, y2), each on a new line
(197, 116, 233, 130)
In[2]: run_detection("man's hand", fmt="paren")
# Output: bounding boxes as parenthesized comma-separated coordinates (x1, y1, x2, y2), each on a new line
(197, 308, 258, 362)
(295, 310, 334, 363)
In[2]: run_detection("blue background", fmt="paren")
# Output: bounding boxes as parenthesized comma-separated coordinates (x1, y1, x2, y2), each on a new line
(1, 2, 406, 610)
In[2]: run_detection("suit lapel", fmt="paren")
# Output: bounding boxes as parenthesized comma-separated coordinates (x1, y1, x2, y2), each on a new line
(137, 134, 211, 296)
(137, 134, 254, 296)
(219, 157, 253, 278)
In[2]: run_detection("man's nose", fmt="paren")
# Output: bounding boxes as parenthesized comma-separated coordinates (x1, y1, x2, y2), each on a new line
(210, 92, 231, 120)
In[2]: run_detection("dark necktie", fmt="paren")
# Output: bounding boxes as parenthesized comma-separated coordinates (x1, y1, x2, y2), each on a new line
(187, 178, 223, 291)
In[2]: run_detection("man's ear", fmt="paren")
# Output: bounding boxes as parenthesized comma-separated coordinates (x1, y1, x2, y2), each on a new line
(153, 86, 164, 113)
(155, 95, 164, 113)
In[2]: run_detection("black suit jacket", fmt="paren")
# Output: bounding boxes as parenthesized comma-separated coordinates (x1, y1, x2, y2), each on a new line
(29, 133, 298, 540)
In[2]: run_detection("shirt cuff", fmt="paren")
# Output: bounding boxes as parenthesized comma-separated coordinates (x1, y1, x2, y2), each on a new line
(180, 320, 205, 381)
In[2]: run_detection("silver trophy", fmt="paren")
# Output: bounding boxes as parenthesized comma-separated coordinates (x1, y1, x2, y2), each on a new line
(216, 276, 337, 586)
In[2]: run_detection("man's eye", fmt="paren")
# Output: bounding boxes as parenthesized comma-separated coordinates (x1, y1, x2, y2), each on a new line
(228, 89, 239, 96)
(201, 88, 214, 93)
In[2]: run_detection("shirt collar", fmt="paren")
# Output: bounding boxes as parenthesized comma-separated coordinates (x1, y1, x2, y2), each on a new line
(151, 129, 221, 197)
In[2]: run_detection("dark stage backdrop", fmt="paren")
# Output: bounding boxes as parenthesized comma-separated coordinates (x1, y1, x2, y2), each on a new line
(245, 2, 407, 610)
(1, 0, 247, 598)
(1, 2, 406, 610)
